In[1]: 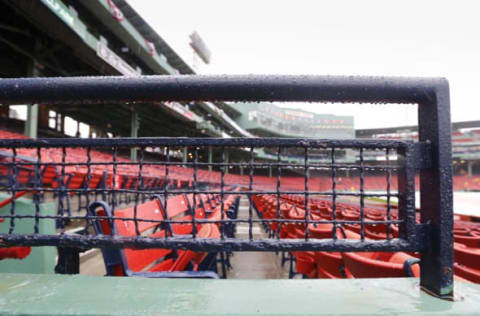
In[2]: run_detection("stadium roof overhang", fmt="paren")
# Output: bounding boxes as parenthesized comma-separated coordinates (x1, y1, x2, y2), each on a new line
(356, 120, 480, 138)
(77, 0, 190, 76)
(2, 0, 251, 139)
(111, 0, 195, 75)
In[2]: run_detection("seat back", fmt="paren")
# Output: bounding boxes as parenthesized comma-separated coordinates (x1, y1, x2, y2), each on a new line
(164, 194, 190, 218)
(165, 194, 201, 234)
(185, 194, 206, 218)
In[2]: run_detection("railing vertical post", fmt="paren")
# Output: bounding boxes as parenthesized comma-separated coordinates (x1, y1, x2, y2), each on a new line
(55, 247, 80, 274)
(208, 146, 213, 172)
(130, 108, 139, 161)
(24, 40, 40, 139)
(418, 80, 454, 299)
(397, 144, 416, 243)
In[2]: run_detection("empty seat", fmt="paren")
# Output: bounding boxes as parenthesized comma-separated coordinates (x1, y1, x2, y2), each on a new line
(342, 252, 419, 278)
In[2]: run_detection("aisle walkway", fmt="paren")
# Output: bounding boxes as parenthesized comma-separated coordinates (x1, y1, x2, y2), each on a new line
(226, 197, 289, 279)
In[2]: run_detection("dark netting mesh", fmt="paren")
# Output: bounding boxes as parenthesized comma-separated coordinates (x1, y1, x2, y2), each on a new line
(0, 138, 419, 253)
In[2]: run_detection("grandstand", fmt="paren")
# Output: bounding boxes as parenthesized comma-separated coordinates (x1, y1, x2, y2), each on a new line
(231, 102, 354, 139)
(0, 1, 480, 314)
(357, 121, 480, 191)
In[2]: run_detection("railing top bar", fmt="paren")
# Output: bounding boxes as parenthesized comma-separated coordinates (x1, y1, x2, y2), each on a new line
(0, 75, 448, 105)
(0, 137, 415, 149)
(0, 234, 425, 252)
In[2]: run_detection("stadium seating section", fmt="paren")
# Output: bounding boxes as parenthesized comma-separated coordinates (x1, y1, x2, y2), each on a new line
(253, 194, 479, 283)
(0, 128, 479, 282)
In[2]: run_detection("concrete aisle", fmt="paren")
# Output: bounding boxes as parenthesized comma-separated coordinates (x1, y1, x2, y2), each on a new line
(226, 196, 289, 279)
(79, 249, 106, 275)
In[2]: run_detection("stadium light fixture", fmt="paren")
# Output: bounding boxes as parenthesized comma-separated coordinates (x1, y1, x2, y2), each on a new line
(189, 31, 211, 64)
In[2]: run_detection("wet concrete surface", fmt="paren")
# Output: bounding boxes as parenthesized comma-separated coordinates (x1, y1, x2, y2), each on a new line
(226, 251, 289, 279)
(226, 197, 290, 279)
(79, 250, 106, 276)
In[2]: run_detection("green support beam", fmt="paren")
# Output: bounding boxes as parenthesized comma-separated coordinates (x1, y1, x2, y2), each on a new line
(225, 150, 229, 174)
(183, 147, 187, 166)
(130, 108, 139, 161)
(208, 147, 213, 172)
(24, 57, 40, 138)
(24, 104, 38, 138)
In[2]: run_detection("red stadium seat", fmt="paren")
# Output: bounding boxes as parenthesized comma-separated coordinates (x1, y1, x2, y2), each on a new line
(342, 251, 420, 278)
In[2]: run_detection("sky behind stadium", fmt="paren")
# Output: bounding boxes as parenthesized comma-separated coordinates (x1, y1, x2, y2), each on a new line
(129, 0, 480, 129)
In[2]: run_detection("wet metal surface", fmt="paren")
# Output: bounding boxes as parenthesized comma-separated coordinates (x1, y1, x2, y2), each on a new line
(0, 74, 453, 297)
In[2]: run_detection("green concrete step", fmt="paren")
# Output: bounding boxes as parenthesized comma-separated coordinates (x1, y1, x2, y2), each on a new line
(1, 273, 480, 315)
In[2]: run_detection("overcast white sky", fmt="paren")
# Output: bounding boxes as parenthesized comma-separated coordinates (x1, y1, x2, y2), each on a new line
(129, 0, 480, 129)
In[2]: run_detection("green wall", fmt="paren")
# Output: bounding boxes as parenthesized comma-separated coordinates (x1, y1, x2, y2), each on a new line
(0, 195, 56, 274)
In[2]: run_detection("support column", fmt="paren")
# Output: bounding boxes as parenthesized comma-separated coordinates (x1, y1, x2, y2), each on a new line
(55, 112, 65, 133)
(25, 44, 40, 139)
(25, 104, 38, 138)
(269, 164, 273, 177)
(208, 147, 213, 172)
(467, 161, 473, 178)
(130, 109, 139, 161)
(183, 147, 188, 167)
(225, 150, 229, 174)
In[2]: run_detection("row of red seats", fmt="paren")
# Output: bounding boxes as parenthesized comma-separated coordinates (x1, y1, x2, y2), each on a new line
(1, 147, 479, 195)
(253, 194, 480, 283)
(2, 128, 480, 192)
(336, 174, 480, 192)
(451, 221, 480, 282)
(452, 175, 480, 191)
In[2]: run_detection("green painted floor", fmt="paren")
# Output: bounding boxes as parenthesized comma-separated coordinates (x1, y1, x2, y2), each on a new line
(1, 273, 480, 315)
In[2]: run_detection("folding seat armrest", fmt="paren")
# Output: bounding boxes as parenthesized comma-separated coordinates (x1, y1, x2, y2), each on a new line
(226, 209, 236, 219)
(403, 258, 420, 277)
(87, 201, 125, 276)
(131, 271, 219, 279)
(87, 201, 114, 233)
